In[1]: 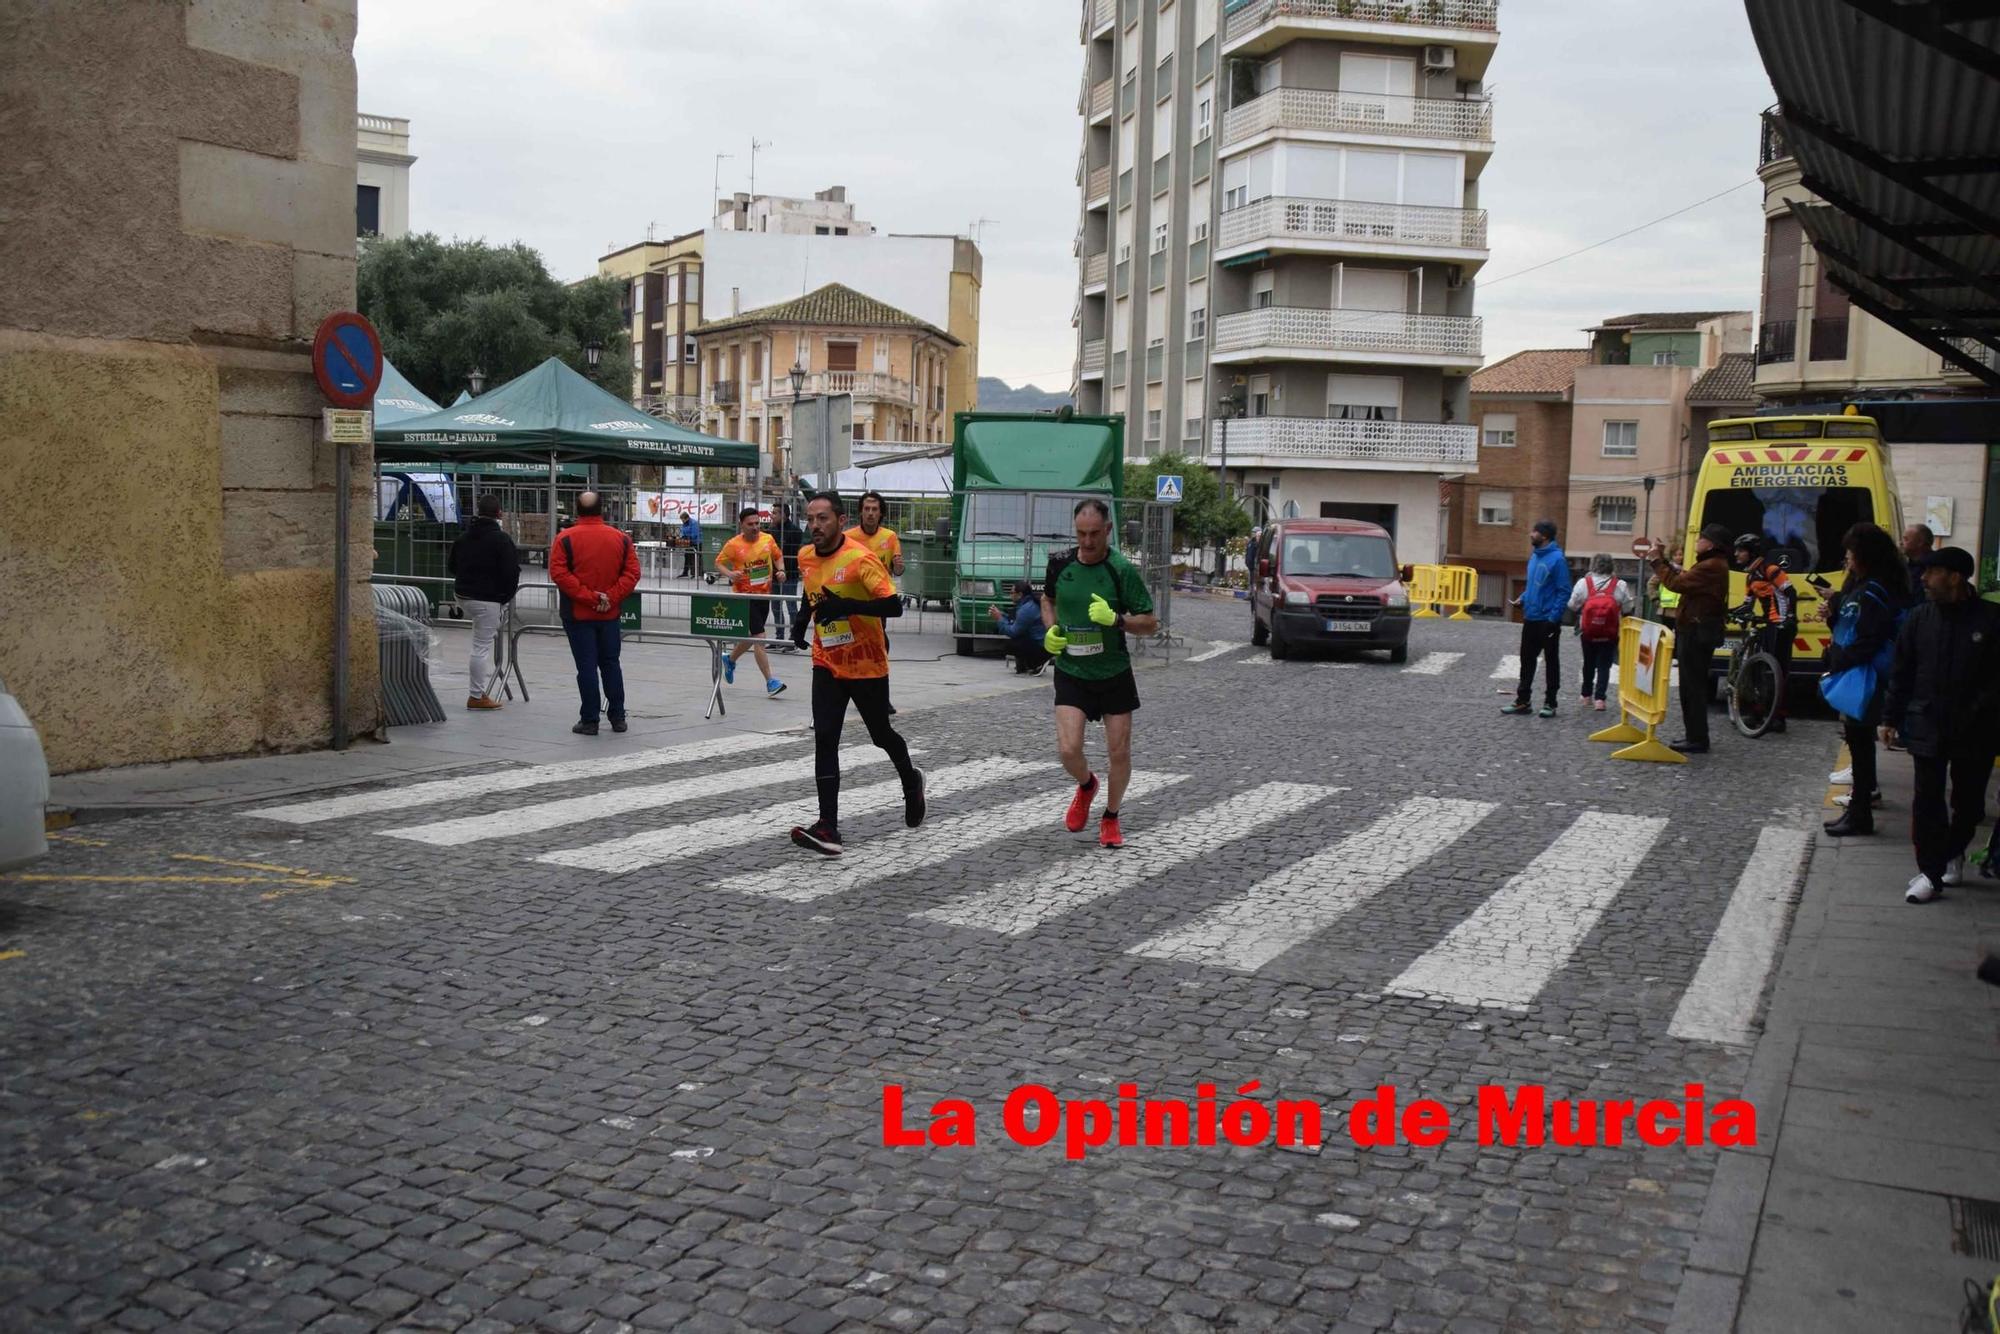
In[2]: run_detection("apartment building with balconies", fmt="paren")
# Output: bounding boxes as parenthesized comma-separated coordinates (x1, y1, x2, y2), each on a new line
(1754, 107, 1994, 562)
(597, 230, 705, 422)
(692, 283, 959, 481)
(1074, 0, 1499, 564)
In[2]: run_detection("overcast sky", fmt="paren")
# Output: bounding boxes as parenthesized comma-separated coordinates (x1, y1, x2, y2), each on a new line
(358, 0, 1776, 389)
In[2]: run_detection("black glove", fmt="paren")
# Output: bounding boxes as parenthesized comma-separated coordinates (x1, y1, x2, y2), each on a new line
(814, 595, 859, 623)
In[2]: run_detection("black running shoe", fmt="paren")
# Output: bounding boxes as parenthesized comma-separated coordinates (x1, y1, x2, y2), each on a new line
(790, 822, 843, 856)
(904, 768, 927, 829)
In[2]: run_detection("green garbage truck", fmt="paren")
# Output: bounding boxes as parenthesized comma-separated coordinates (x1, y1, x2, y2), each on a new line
(951, 410, 1123, 656)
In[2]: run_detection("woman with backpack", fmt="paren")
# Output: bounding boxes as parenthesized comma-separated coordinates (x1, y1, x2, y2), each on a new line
(1568, 552, 1634, 711)
(1820, 523, 1909, 837)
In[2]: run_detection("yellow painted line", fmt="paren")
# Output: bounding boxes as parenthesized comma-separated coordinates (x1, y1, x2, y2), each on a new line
(0, 949, 24, 962)
(48, 832, 110, 847)
(257, 881, 348, 902)
(170, 854, 354, 883)
(7, 873, 344, 888)
(43, 810, 74, 832)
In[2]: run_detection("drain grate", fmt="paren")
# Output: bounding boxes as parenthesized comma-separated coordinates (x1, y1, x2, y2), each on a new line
(1949, 1196, 2000, 1261)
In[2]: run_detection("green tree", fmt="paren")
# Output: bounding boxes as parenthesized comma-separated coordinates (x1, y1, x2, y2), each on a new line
(1123, 454, 1252, 552)
(357, 234, 632, 405)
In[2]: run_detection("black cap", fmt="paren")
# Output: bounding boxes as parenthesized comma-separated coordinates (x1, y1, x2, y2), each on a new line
(1929, 546, 1975, 578)
(1700, 523, 1734, 549)
(1532, 520, 1557, 540)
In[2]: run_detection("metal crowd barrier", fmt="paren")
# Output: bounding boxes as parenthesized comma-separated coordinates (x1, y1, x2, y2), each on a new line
(369, 584, 446, 726)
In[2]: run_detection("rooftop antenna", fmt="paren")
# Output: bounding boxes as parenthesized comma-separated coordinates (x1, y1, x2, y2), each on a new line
(750, 137, 771, 201)
(969, 217, 997, 247)
(712, 152, 734, 218)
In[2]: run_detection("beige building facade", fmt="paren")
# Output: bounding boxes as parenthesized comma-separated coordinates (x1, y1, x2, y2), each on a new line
(355, 113, 414, 241)
(693, 284, 960, 480)
(0, 0, 379, 773)
(597, 230, 704, 420)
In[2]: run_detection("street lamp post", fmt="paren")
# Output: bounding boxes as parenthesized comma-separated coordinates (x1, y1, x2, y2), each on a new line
(583, 339, 603, 381)
(789, 364, 807, 496)
(1214, 388, 1245, 581)
(1641, 475, 1657, 617)
(467, 366, 486, 396)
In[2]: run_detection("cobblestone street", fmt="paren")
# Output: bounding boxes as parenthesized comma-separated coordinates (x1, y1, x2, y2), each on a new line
(1, 599, 1841, 1332)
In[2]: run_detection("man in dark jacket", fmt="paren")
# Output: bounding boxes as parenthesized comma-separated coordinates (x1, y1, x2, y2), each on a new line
(991, 581, 1048, 673)
(1901, 523, 1935, 597)
(550, 492, 643, 736)
(1648, 522, 1734, 754)
(1881, 547, 2000, 902)
(772, 503, 807, 640)
(448, 494, 521, 709)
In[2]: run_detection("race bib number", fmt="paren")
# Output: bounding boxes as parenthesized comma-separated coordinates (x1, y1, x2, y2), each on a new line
(817, 619, 856, 648)
(1064, 627, 1104, 657)
(746, 561, 772, 589)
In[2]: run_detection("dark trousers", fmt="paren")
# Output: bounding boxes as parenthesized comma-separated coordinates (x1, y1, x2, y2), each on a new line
(1579, 639, 1617, 701)
(1675, 635, 1718, 746)
(680, 544, 698, 578)
(775, 576, 799, 634)
(1756, 623, 1795, 718)
(1012, 635, 1051, 673)
(1842, 714, 1879, 812)
(811, 667, 918, 832)
(1516, 619, 1561, 706)
(1910, 748, 1995, 885)
(563, 619, 624, 723)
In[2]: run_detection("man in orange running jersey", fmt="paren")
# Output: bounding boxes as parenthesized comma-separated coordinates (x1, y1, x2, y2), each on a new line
(846, 489, 907, 715)
(713, 506, 787, 699)
(788, 491, 925, 855)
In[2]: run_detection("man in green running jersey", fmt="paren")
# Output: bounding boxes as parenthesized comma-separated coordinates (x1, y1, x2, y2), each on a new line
(1042, 496, 1159, 849)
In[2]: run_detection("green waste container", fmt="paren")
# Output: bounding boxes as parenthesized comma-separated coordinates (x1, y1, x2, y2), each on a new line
(901, 532, 956, 610)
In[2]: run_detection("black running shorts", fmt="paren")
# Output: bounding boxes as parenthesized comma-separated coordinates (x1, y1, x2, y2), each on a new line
(1052, 667, 1140, 722)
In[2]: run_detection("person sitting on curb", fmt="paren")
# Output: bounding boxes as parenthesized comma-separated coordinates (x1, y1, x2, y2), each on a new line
(1879, 546, 2000, 903)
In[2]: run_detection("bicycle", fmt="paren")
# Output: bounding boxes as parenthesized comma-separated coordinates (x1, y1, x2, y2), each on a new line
(1721, 608, 1785, 738)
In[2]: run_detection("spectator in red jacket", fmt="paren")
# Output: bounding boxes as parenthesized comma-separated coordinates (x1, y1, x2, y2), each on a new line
(549, 492, 642, 736)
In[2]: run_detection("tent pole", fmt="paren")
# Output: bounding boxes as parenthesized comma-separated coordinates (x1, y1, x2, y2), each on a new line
(548, 451, 558, 546)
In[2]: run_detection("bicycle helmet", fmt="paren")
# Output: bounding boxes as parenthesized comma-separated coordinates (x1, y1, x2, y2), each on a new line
(1732, 532, 1765, 557)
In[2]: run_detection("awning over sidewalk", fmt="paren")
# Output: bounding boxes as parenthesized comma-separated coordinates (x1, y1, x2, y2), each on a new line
(375, 357, 759, 468)
(1746, 0, 2000, 387)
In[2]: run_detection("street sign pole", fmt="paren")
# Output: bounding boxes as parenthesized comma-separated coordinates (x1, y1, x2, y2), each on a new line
(819, 394, 831, 493)
(311, 312, 384, 753)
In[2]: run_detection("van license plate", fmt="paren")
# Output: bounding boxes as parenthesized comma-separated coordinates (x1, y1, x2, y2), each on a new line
(1324, 619, 1370, 633)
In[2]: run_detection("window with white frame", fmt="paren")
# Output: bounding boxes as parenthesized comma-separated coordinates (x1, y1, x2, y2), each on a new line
(1477, 491, 1513, 526)
(1145, 407, 1162, 440)
(1251, 270, 1275, 309)
(1186, 415, 1203, 441)
(683, 341, 696, 364)
(1481, 412, 1517, 447)
(1189, 306, 1207, 339)
(1152, 221, 1168, 253)
(1602, 420, 1639, 457)
(1651, 350, 1679, 366)
(1596, 496, 1637, 534)
(1196, 96, 1212, 138)
(633, 280, 645, 317)
(1327, 373, 1400, 422)
(1248, 372, 1272, 417)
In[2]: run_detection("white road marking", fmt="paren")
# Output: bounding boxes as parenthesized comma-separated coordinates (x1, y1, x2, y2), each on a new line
(537, 757, 1047, 874)
(1490, 654, 1519, 680)
(720, 772, 1191, 903)
(1404, 652, 1464, 676)
(245, 733, 795, 824)
(1188, 641, 1247, 663)
(377, 746, 898, 847)
(1667, 827, 1810, 1047)
(1385, 811, 1668, 1011)
(1130, 797, 1497, 972)
(917, 781, 1339, 937)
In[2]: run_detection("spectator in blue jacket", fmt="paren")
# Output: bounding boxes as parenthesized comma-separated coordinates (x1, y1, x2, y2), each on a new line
(678, 509, 702, 578)
(991, 581, 1049, 673)
(1502, 520, 1569, 718)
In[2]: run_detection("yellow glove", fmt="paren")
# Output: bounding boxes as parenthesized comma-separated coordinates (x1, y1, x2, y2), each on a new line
(1088, 593, 1118, 627)
(1044, 625, 1069, 655)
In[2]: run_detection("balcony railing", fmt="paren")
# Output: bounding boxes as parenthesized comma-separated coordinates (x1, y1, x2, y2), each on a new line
(1220, 197, 1488, 252)
(1755, 320, 1797, 366)
(1759, 108, 1789, 168)
(1087, 78, 1112, 120)
(767, 371, 917, 403)
(1207, 416, 1479, 469)
(637, 394, 703, 422)
(1808, 315, 1849, 362)
(1223, 88, 1493, 148)
(1088, 0, 1114, 32)
(709, 380, 740, 406)
(1214, 306, 1483, 360)
(1080, 339, 1107, 377)
(1084, 251, 1108, 287)
(1086, 165, 1112, 203)
(1225, 0, 1499, 46)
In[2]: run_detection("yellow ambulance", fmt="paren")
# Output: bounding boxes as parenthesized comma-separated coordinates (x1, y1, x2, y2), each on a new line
(1657, 411, 1904, 665)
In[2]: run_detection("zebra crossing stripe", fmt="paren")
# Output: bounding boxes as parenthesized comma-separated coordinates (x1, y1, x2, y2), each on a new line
(917, 781, 1339, 938)
(1188, 641, 1246, 663)
(1385, 811, 1668, 1011)
(245, 733, 794, 825)
(1668, 827, 1809, 1047)
(1491, 654, 1519, 680)
(720, 772, 1191, 904)
(1404, 652, 1463, 676)
(536, 757, 1050, 874)
(1129, 796, 1496, 972)
(377, 745, 906, 847)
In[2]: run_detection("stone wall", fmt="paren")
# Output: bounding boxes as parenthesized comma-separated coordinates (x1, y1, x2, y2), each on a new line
(0, 1, 378, 774)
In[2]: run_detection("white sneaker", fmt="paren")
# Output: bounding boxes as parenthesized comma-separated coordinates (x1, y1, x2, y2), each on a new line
(1835, 789, 1882, 809)
(1828, 765, 1853, 785)
(1943, 856, 1965, 887)
(1905, 872, 1942, 904)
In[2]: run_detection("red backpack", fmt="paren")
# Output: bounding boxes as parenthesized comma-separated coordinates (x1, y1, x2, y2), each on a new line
(1579, 576, 1621, 642)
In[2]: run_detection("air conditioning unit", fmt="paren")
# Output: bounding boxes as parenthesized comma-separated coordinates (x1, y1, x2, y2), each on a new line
(1423, 45, 1456, 72)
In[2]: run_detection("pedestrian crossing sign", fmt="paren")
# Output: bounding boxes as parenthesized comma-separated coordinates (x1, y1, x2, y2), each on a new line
(1156, 474, 1184, 503)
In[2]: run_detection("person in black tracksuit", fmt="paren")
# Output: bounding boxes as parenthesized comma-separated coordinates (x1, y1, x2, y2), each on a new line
(1819, 523, 1908, 837)
(1880, 546, 2000, 902)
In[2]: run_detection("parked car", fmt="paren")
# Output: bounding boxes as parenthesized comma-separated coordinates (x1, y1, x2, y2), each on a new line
(0, 674, 50, 872)
(1248, 519, 1414, 661)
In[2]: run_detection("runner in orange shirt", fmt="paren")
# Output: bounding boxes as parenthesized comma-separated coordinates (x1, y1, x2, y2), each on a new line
(846, 490, 907, 715)
(789, 490, 925, 855)
(714, 507, 787, 699)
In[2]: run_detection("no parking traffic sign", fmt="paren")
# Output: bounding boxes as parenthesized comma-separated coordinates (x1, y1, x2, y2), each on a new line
(312, 311, 384, 409)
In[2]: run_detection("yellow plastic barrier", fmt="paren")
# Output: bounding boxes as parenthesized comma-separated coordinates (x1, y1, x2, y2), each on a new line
(1407, 563, 1442, 618)
(1588, 616, 1685, 764)
(1436, 564, 1477, 620)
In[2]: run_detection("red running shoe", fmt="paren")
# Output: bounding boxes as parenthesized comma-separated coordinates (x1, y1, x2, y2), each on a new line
(1099, 813, 1124, 849)
(1063, 773, 1098, 833)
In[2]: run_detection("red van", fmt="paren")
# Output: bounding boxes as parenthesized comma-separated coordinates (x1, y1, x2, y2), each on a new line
(1248, 519, 1414, 661)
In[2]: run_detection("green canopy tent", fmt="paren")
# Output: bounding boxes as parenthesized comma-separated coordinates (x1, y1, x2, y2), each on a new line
(372, 357, 443, 425)
(449, 389, 471, 406)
